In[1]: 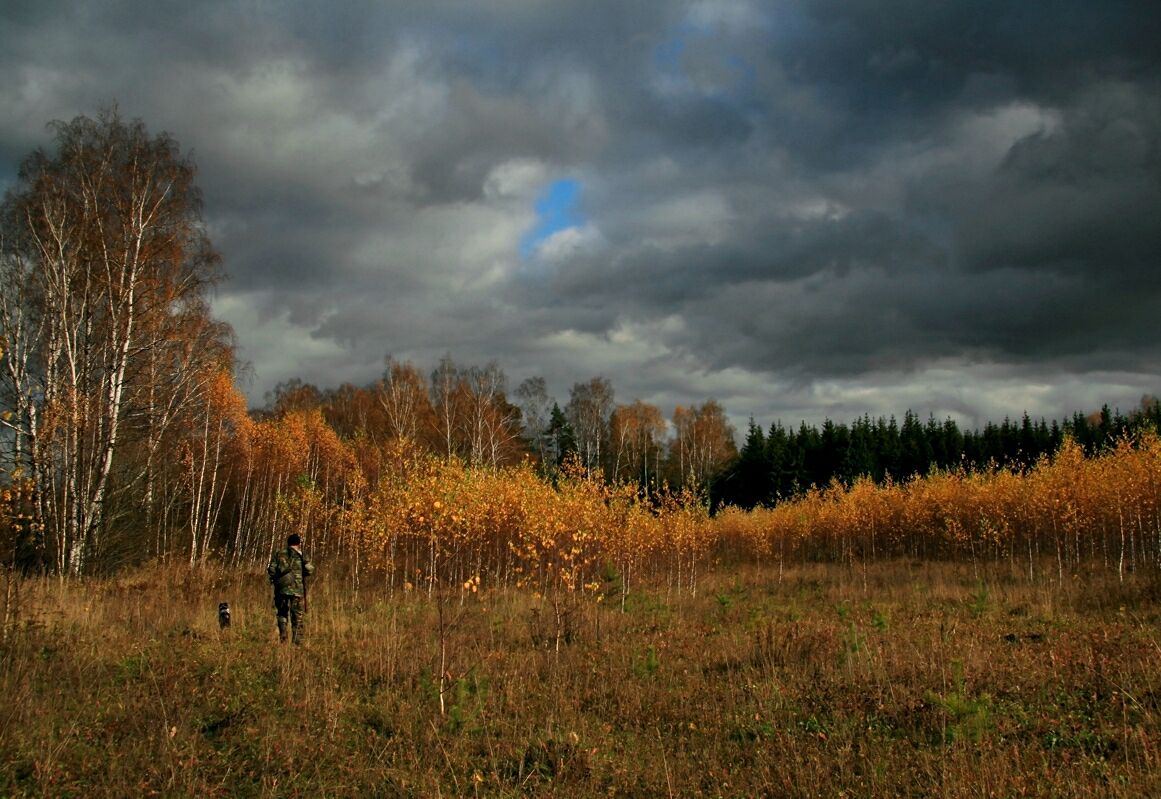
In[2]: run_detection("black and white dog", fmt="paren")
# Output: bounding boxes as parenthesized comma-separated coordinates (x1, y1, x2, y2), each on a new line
(218, 601, 231, 630)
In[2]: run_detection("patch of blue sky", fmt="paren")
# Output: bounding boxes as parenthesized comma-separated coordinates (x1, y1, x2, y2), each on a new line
(519, 177, 583, 259)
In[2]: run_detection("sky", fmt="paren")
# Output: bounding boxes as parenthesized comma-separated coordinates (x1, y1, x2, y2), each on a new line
(2, 1, 1159, 436)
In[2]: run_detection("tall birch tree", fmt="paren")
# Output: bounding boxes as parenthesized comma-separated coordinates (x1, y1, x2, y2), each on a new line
(0, 110, 227, 573)
(670, 400, 737, 491)
(565, 376, 614, 476)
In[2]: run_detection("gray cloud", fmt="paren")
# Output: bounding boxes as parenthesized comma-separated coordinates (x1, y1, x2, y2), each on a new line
(2, 0, 1159, 433)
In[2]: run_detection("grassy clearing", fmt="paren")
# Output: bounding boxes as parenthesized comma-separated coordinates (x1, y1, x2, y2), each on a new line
(1, 560, 1159, 797)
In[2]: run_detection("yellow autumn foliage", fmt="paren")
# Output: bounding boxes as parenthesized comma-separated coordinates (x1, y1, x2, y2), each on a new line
(11, 410, 1155, 593)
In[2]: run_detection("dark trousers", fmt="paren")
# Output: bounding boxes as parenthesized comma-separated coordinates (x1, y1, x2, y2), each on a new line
(274, 595, 306, 643)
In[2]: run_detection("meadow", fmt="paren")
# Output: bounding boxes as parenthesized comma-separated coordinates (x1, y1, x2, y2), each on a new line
(2, 558, 1158, 798)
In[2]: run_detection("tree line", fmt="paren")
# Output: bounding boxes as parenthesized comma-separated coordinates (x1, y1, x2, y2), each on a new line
(712, 401, 1161, 511)
(260, 363, 738, 496)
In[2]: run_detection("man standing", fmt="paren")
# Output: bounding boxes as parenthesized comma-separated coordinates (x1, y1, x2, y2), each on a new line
(267, 533, 315, 644)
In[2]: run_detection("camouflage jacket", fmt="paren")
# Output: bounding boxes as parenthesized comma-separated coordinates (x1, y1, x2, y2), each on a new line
(267, 547, 315, 597)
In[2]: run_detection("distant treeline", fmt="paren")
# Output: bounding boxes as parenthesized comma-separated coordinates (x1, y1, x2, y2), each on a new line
(711, 400, 1161, 511)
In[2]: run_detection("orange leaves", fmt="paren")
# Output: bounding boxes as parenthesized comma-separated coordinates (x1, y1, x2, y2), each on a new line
(0, 478, 39, 565)
(710, 433, 1161, 572)
(217, 407, 1161, 593)
(331, 450, 721, 596)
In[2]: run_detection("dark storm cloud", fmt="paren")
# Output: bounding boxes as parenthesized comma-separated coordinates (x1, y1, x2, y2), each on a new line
(525, 208, 938, 312)
(751, 0, 1161, 164)
(2, 0, 1159, 429)
(959, 84, 1161, 281)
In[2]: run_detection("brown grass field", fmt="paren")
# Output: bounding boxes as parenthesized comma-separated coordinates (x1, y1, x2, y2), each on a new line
(1, 559, 1159, 798)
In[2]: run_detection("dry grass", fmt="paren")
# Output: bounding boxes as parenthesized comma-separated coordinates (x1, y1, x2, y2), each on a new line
(1, 560, 1159, 797)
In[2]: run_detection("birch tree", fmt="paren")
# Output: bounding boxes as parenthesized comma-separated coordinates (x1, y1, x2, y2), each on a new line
(378, 356, 431, 444)
(0, 110, 227, 573)
(670, 400, 736, 491)
(610, 400, 667, 491)
(516, 376, 553, 466)
(430, 355, 463, 461)
(462, 361, 519, 468)
(565, 376, 614, 476)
